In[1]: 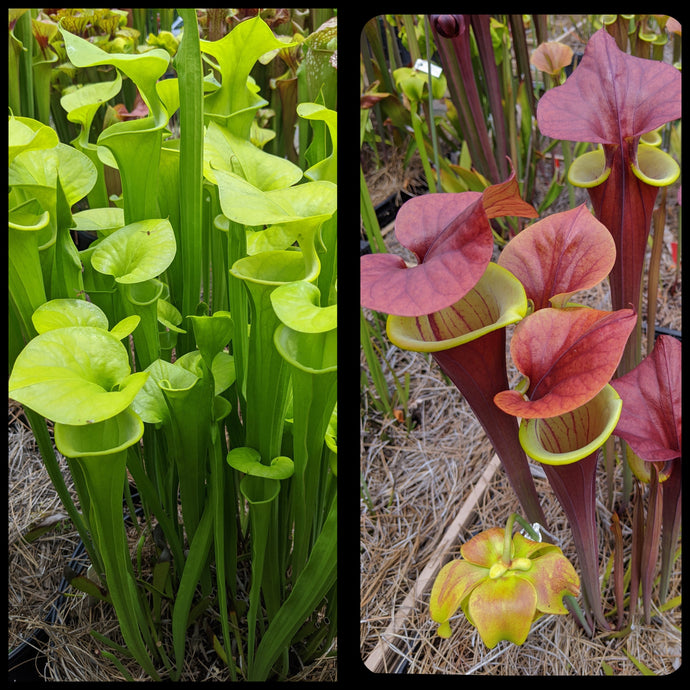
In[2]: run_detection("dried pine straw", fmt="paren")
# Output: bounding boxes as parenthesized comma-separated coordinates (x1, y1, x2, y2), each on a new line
(361, 145, 427, 208)
(8, 401, 337, 681)
(360, 194, 681, 675)
(8, 406, 81, 666)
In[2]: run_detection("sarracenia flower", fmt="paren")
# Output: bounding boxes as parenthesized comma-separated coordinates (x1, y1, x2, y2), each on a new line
(430, 515, 579, 648)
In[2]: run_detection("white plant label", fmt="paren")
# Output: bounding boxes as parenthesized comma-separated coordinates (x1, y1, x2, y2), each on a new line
(413, 58, 442, 79)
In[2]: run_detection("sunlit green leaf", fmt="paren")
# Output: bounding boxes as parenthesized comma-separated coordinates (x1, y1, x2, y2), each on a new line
(199, 15, 297, 137)
(204, 120, 303, 190)
(297, 102, 337, 183)
(227, 446, 294, 479)
(270, 281, 336, 333)
(9, 326, 148, 425)
(9, 115, 59, 164)
(54, 407, 144, 457)
(91, 218, 176, 283)
(9, 142, 97, 207)
(32, 298, 109, 333)
(215, 170, 336, 227)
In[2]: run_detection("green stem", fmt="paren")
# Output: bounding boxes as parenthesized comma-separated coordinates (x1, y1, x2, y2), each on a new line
(359, 166, 386, 254)
(224, 219, 249, 404)
(241, 475, 281, 669)
(360, 309, 393, 415)
(561, 140, 576, 208)
(107, 128, 163, 224)
(16, 11, 34, 118)
(249, 495, 337, 681)
(288, 365, 337, 583)
(171, 500, 214, 680)
(118, 280, 163, 371)
(512, 513, 542, 542)
(563, 594, 594, 637)
(210, 423, 236, 680)
(410, 105, 436, 193)
(79, 450, 160, 679)
(32, 53, 57, 126)
(241, 278, 292, 463)
(126, 444, 185, 576)
(160, 375, 213, 547)
(174, 7, 205, 353)
(9, 224, 47, 345)
(24, 408, 103, 576)
(425, 17, 442, 191)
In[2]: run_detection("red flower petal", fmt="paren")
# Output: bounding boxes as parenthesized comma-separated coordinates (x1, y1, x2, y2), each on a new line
(498, 205, 615, 310)
(360, 170, 536, 317)
(480, 168, 539, 220)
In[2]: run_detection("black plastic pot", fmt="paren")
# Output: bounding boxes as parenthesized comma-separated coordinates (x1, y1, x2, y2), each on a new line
(565, 51, 584, 77)
(73, 230, 98, 251)
(643, 322, 682, 342)
(374, 189, 415, 229)
(8, 540, 88, 682)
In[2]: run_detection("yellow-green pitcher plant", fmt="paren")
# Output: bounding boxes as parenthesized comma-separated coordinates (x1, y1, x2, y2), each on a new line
(9, 10, 338, 679)
(9, 302, 160, 677)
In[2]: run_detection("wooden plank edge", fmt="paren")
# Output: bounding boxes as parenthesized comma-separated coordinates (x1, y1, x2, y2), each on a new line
(363, 453, 502, 673)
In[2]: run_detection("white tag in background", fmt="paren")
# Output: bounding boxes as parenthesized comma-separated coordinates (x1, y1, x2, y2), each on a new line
(413, 58, 443, 79)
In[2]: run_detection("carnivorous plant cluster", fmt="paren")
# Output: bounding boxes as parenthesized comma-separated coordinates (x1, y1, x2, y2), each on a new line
(9, 9, 337, 680)
(361, 17, 680, 648)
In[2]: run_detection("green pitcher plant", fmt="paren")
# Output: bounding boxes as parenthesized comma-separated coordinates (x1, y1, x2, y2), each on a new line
(9, 9, 337, 680)
(8, 303, 160, 677)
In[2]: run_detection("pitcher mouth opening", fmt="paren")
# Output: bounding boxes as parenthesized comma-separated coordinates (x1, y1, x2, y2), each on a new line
(519, 385, 622, 466)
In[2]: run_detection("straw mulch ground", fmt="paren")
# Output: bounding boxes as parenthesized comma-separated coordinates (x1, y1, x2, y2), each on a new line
(360, 172, 682, 674)
(8, 402, 337, 682)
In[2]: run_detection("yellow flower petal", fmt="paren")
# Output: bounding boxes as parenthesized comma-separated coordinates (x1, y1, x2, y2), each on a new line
(468, 577, 537, 648)
(429, 559, 487, 635)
